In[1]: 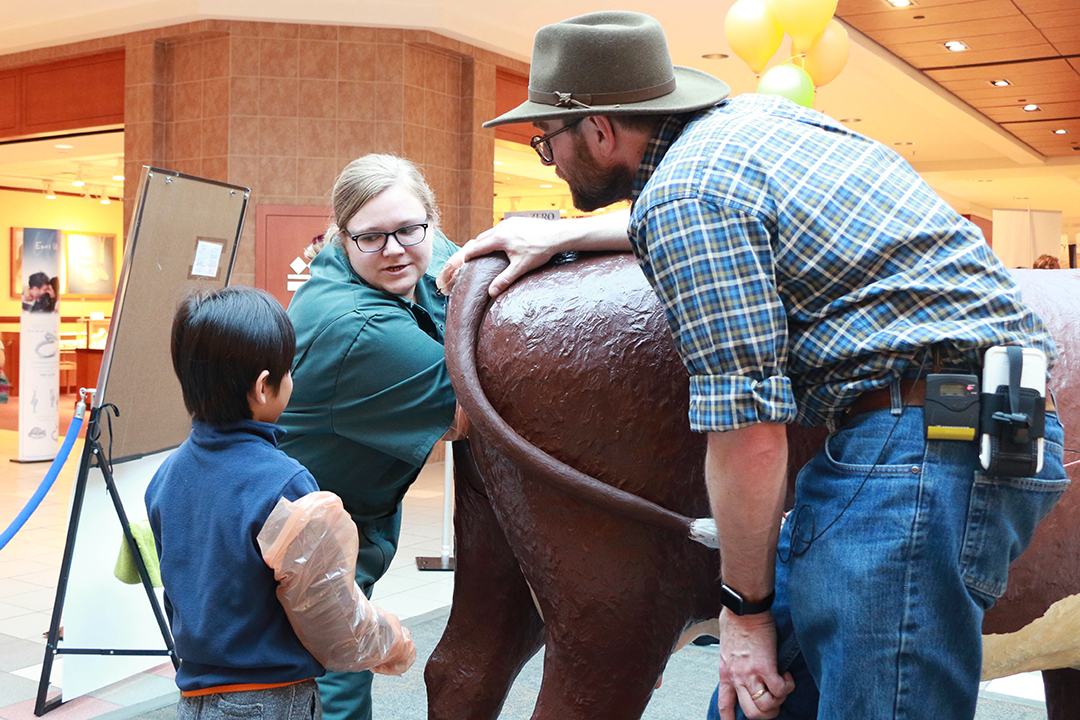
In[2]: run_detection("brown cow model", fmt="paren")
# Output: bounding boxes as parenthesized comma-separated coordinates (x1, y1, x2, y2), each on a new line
(426, 253, 1079, 720)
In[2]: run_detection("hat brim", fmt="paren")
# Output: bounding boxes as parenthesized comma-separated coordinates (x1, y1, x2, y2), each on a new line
(483, 66, 730, 128)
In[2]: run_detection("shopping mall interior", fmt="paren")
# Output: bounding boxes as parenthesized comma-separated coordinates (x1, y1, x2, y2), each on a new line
(0, 1, 1078, 719)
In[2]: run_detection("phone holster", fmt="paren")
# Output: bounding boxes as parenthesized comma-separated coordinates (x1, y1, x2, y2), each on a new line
(979, 346, 1045, 477)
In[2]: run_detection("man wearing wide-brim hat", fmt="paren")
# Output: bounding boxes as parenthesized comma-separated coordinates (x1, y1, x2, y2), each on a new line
(440, 10, 1064, 720)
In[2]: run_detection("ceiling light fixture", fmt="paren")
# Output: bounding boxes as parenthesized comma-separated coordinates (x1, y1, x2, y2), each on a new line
(840, 118, 862, 123)
(539, 184, 553, 188)
(493, 161, 504, 166)
(44, 182, 57, 200)
(1053, 129, 1068, 135)
(944, 41, 968, 52)
(1023, 104, 1041, 112)
(886, 0, 913, 7)
(990, 80, 1011, 87)
(55, 144, 73, 150)
(72, 165, 86, 187)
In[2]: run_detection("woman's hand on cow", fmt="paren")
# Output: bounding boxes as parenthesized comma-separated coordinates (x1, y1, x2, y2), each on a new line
(715, 610, 794, 720)
(436, 210, 633, 298)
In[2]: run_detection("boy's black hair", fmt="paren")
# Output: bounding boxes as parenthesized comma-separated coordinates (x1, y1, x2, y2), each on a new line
(171, 286, 295, 426)
(27, 271, 50, 288)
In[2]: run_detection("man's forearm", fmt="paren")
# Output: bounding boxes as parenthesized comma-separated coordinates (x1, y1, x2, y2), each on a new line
(706, 423, 789, 600)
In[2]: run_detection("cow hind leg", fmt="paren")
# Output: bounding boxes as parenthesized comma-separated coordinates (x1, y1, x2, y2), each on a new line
(528, 617, 678, 720)
(1043, 668, 1080, 720)
(426, 441, 545, 720)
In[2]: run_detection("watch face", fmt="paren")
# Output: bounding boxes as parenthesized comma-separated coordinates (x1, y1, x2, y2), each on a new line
(720, 582, 774, 616)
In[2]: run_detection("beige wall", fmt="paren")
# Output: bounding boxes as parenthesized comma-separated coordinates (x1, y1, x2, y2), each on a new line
(0, 188, 123, 326)
(1, 20, 528, 288)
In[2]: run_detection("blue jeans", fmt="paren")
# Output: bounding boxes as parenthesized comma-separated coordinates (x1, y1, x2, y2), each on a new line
(318, 509, 401, 720)
(177, 680, 320, 720)
(709, 405, 1067, 720)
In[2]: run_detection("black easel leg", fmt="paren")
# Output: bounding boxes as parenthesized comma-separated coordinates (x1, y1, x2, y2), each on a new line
(99, 445, 178, 669)
(34, 407, 178, 717)
(34, 409, 99, 716)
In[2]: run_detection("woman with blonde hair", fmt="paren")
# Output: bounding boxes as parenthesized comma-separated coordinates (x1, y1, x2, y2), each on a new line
(278, 154, 466, 720)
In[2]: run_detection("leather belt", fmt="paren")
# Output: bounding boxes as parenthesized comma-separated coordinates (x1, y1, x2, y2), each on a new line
(844, 380, 926, 422)
(843, 378, 1055, 424)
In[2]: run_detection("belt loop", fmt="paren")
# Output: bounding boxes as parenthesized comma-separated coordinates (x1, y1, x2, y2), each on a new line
(889, 377, 904, 415)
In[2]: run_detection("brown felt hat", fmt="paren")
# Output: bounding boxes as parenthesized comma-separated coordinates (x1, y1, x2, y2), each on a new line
(484, 11, 730, 128)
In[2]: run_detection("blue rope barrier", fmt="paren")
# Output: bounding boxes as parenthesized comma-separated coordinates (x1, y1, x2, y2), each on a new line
(0, 398, 87, 552)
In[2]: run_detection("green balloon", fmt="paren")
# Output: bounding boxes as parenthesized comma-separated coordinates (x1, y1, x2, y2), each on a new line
(757, 65, 815, 108)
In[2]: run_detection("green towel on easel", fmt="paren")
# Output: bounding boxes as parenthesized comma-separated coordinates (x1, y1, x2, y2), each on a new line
(113, 519, 162, 588)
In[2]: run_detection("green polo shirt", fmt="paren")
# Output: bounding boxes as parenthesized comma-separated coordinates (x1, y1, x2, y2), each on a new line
(278, 231, 457, 523)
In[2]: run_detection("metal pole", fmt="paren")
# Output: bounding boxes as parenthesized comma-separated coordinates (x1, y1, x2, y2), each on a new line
(415, 441, 455, 571)
(440, 440, 453, 564)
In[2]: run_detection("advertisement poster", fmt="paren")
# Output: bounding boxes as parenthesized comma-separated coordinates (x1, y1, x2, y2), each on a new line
(18, 227, 61, 461)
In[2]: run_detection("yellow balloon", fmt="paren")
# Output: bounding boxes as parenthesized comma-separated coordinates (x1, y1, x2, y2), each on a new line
(768, 0, 838, 51)
(799, 19, 849, 86)
(725, 0, 784, 74)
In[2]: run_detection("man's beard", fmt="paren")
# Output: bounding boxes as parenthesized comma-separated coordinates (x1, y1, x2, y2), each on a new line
(558, 134, 635, 212)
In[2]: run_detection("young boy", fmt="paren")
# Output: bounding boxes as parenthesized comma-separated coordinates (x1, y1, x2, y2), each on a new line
(146, 286, 412, 720)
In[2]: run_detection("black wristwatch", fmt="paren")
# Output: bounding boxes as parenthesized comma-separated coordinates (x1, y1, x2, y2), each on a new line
(720, 582, 775, 616)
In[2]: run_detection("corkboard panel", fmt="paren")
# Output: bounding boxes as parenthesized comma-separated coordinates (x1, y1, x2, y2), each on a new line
(94, 167, 249, 462)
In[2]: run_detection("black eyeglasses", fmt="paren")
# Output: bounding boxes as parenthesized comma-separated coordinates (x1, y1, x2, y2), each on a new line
(345, 222, 429, 253)
(530, 118, 584, 163)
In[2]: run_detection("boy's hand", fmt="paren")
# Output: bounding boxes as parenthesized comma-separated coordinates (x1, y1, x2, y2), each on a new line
(371, 626, 416, 676)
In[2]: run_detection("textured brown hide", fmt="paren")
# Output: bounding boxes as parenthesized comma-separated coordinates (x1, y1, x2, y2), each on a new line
(428, 255, 1080, 720)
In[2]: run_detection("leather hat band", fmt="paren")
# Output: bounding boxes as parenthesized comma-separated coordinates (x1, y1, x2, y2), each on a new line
(528, 77, 677, 109)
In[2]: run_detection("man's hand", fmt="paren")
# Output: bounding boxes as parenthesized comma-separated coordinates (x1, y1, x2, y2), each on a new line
(436, 210, 633, 298)
(437, 217, 563, 298)
(715, 610, 795, 720)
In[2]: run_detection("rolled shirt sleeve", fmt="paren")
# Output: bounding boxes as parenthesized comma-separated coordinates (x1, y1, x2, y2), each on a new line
(633, 196, 797, 431)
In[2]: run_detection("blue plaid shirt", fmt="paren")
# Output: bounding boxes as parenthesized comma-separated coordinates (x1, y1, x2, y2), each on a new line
(628, 94, 1055, 431)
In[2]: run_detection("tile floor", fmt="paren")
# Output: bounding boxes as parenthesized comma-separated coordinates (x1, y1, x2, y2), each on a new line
(0, 408, 1046, 720)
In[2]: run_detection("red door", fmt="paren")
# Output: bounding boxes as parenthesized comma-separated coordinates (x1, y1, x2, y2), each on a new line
(255, 205, 331, 309)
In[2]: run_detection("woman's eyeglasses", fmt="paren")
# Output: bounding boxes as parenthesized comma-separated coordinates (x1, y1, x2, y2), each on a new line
(346, 222, 429, 253)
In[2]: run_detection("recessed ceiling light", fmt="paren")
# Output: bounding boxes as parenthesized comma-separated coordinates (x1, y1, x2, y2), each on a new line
(1053, 129, 1068, 135)
(539, 184, 553, 188)
(1023, 104, 1041, 112)
(54, 144, 73, 150)
(113, 174, 125, 181)
(493, 161, 504, 166)
(990, 80, 1011, 87)
(944, 41, 968, 51)
(886, 0, 913, 7)
(701, 53, 729, 60)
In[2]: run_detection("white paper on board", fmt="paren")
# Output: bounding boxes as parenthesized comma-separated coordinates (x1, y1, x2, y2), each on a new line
(190, 239, 224, 278)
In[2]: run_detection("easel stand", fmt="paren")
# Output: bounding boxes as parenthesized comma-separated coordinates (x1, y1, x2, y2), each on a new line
(35, 403, 178, 716)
